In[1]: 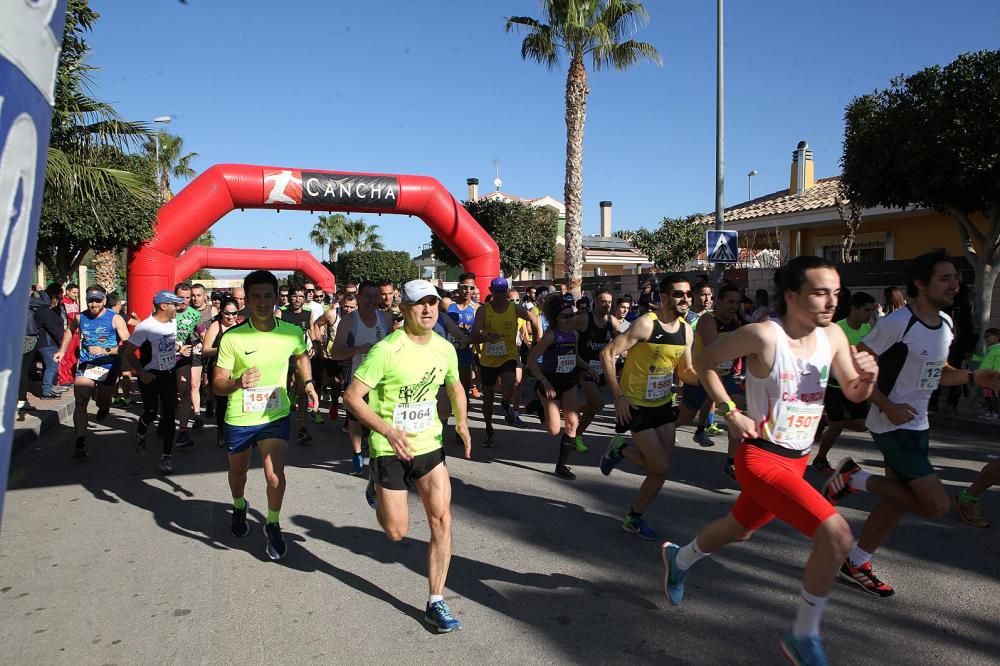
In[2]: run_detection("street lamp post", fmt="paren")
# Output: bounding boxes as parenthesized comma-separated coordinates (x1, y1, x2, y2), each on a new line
(152, 115, 172, 200)
(747, 169, 758, 201)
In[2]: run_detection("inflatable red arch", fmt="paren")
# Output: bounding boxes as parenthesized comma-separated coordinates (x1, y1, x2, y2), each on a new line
(127, 164, 500, 312)
(175, 247, 335, 295)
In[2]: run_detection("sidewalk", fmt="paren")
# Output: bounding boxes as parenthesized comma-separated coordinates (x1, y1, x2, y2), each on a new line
(12, 387, 77, 458)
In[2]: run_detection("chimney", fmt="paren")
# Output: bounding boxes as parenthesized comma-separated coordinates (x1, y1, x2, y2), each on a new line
(466, 178, 479, 202)
(789, 141, 814, 196)
(600, 200, 612, 237)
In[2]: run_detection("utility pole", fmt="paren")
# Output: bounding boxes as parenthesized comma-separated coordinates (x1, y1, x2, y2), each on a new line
(711, 0, 726, 287)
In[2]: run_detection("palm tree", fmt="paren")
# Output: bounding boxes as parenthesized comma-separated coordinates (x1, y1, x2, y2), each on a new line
(506, 1, 660, 295)
(309, 214, 384, 261)
(143, 131, 198, 200)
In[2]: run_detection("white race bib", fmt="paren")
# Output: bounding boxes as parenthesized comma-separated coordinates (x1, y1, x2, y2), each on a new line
(772, 403, 824, 448)
(645, 373, 671, 401)
(918, 360, 944, 391)
(589, 359, 604, 376)
(486, 340, 508, 357)
(83, 365, 110, 382)
(556, 354, 576, 374)
(392, 400, 436, 434)
(155, 336, 176, 371)
(242, 386, 281, 413)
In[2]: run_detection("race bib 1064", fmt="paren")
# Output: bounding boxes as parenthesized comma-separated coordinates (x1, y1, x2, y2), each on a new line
(392, 400, 435, 434)
(243, 386, 281, 413)
(645, 374, 670, 401)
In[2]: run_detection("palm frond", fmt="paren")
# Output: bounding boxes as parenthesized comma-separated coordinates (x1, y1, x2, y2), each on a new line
(596, 0, 650, 42)
(593, 40, 661, 71)
(521, 30, 561, 69)
(45, 147, 154, 203)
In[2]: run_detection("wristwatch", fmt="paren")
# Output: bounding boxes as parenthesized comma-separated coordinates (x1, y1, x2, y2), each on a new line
(968, 370, 976, 386)
(716, 400, 738, 418)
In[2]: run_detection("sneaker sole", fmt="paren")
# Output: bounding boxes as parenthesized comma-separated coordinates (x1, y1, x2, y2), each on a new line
(660, 541, 677, 606)
(622, 523, 657, 541)
(779, 639, 804, 665)
(423, 615, 460, 633)
(264, 526, 287, 561)
(232, 523, 250, 538)
(837, 568, 895, 597)
(953, 497, 990, 528)
(821, 457, 856, 503)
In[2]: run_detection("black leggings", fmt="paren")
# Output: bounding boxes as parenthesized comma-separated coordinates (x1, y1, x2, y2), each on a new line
(215, 396, 228, 435)
(137, 371, 177, 455)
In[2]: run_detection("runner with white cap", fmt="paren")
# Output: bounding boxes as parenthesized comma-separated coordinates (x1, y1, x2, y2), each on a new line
(344, 279, 471, 633)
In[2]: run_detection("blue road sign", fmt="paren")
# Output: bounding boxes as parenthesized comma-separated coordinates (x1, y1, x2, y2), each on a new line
(706, 230, 738, 264)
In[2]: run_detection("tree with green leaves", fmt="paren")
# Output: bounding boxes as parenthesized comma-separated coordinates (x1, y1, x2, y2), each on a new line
(45, 0, 150, 208)
(430, 198, 558, 276)
(614, 215, 703, 271)
(309, 214, 384, 262)
(40, 0, 154, 286)
(143, 131, 198, 200)
(841, 49, 1000, 342)
(506, 1, 660, 296)
(334, 250, 419, 286)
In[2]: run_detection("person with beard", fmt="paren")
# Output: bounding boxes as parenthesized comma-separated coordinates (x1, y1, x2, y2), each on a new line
(822, 250, 1000, 598)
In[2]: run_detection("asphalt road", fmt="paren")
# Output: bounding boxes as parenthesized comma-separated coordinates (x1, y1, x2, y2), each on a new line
(1, 398, 998, 665)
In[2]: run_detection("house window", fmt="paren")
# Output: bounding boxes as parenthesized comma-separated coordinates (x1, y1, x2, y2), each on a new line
(816, 231, 889, 264)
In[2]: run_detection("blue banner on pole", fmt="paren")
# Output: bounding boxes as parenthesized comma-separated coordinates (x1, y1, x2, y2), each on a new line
(0, 0, 67, 527)
(706, 229, 738, 264)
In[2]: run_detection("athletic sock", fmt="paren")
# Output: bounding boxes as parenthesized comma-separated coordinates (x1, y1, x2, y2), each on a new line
(959, 489, 980, 502)
(848, 469, 871, 492)
(233, 497, 247, 511)
(428, 594, 444, 605)
(847, 544, 872, 567)
(675, 538, 710, 571)
(706, 412, 716, 427)
(266, 509, 280, 525)
(792, 588, 829, 639)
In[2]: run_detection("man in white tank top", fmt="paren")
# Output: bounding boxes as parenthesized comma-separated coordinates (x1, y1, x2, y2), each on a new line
(659, 256, 879, 666)
(331, 282, 392, 476)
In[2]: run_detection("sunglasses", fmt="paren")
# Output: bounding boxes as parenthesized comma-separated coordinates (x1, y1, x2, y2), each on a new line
(86, 297, 105, 303)
(672, 290, 692, 299)
(222, 311, 238, 316)
(459, 285, 474, 290)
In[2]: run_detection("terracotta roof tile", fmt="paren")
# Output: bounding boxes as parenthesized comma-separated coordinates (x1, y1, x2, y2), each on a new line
(696, 176, 843, 225)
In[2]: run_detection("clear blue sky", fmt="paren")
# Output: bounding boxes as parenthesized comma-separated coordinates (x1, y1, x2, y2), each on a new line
(88, 0, 1000, 273)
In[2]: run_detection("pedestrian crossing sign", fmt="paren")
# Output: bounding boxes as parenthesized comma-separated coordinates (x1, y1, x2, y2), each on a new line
(706, 230, 738, 264)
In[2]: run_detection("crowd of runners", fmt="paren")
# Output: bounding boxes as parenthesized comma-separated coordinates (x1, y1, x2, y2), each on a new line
(26, 249, 1000, 663)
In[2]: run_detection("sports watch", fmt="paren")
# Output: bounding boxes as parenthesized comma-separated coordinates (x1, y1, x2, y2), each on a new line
(716, 400, 738, 418)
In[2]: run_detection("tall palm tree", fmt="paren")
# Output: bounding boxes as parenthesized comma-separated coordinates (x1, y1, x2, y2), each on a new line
(506, 1, 660, 295)
(309, 214, 384, 261)
(143, 131, 198, 200)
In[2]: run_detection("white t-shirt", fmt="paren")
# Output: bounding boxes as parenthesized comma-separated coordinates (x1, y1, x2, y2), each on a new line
(129, 316, 178, 372)
(864, 306, 953, 434)
(306, 301, 325, 325)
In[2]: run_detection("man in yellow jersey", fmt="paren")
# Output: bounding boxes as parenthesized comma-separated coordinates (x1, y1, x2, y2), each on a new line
(344, 279, 471, 633)
(599, 274, 698, 541)
(469, 277, 541, 447)
(213, 270, 319, 561)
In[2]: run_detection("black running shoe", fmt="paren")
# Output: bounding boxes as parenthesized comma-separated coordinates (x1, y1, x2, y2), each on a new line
(231, 500, 250, 537)
(175, 431, 194, 449)
(264, 523, 287, 560)
(365, 479, 377, 510)
(192, 416, 205, 430)
(502, 403, 515, 426)
(135, 430, 147, 456)
(73, 438, 88, 460)
(96, 406, 110, 422)
(483, 425, 495, 448)
(555, 465, 576, 480)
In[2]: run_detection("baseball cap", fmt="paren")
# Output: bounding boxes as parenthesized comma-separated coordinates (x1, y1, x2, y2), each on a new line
(489, 276, 510, 293)
(400, 279, 439, 304)
(153, 289, 185, 305)
(85, 289, 106, 302)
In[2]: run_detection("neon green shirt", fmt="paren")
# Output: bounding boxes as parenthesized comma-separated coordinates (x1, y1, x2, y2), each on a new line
(216, 318, 308, 427)
(353, 328, 459, 458)
(175, 306, 202, 343)
(831, 318, 872, 388)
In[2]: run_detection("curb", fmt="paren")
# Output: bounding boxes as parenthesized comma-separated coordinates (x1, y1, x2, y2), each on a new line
(12, 393, 76, 457)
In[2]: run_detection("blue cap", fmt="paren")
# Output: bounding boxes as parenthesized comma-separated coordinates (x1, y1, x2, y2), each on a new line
(153, 290, 185, 305)
(489, 276, 509, 293)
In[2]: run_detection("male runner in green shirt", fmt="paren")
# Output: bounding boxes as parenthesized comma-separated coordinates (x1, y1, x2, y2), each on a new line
(214, 270, 318, 561)
(344, 279, 471, 633)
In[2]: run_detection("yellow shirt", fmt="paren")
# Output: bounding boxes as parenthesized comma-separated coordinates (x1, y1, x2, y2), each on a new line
(620, 313, 689, 407)
(480, 302, 519, 367)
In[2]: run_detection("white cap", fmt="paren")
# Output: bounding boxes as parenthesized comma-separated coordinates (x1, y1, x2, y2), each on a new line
(401, 279, 439, 304)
